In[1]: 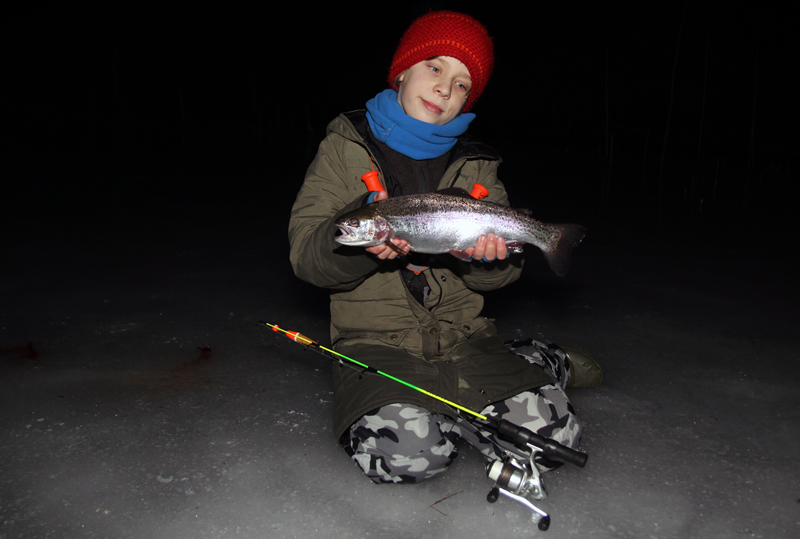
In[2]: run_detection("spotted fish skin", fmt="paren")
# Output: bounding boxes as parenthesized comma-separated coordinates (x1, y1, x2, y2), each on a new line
(335, 192, 586, 277)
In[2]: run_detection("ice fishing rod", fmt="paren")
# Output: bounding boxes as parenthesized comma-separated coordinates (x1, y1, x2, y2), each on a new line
(258, 321, 587, 466)
(258, 320, 588, 531)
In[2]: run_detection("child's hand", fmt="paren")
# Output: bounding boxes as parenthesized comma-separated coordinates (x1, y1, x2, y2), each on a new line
(370, 190, 390, 203)
(464, 233, 508, 262)
(366, 238, 410, 260)
(364, 191, 409, 259)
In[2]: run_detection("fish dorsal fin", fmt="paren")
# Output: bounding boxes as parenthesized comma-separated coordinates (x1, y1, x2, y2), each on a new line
(518, 208, 533, 215)
(436, 187, 473, 199)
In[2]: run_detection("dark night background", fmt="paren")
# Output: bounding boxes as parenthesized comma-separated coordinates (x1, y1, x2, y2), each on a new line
(2, 3, 799, 538)
(4, 1, 797, 247)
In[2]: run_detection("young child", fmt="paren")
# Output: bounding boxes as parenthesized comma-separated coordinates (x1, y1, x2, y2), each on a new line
(289, 10, 601, 484)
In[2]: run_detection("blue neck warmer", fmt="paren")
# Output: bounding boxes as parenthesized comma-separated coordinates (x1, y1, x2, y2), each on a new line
(365, 89, 475, 160)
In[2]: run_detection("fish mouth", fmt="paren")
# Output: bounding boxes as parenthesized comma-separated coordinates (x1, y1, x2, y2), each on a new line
(334, 224, 353, 243)
(334, 222, 365, 245)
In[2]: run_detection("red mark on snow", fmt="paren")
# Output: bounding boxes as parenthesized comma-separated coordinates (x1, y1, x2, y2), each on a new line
(178, 347, 212, 369)
(159, 346, 215, 386)
(0, 342, 39, 362)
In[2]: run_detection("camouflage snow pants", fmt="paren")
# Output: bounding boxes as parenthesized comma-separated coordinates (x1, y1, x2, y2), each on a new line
(343, 339, 582, 484)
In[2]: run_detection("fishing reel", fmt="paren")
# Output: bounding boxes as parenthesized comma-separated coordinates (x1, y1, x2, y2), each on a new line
(486, 446, 551, 531)
(487, 447, 547, 501)
(484, 420, 589, 532)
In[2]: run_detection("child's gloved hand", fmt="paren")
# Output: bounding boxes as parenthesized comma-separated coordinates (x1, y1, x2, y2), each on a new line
(465, 233, 508, 262)
(364, 191, 410, 260)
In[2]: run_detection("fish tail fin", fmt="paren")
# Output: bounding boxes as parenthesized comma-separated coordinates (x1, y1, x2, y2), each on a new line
(542, 224, 587, 277)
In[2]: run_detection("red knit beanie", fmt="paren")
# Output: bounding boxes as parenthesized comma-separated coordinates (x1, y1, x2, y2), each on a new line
(388, 11, 494, 112)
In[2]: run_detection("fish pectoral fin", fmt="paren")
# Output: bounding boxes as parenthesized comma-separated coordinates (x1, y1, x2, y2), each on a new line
(448, 249, 473, 262)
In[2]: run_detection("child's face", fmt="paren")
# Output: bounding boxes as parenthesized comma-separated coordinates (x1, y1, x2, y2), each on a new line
(396, 56, 472, 125)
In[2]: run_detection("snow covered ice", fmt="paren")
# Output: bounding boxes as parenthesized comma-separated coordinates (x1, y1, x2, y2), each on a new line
(1, 187, 797, 539)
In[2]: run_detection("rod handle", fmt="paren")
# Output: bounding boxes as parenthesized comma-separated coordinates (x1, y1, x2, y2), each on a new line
(496, 420, 588, 468)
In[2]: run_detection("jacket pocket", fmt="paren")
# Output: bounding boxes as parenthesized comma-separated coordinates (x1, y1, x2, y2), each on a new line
(453, 316, 497, 341)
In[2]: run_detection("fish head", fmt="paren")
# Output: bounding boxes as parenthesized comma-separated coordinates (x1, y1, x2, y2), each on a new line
(334, 208, 393, 247)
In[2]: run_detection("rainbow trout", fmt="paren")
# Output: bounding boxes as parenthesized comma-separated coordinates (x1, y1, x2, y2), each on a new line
(334, 191, 586, 276)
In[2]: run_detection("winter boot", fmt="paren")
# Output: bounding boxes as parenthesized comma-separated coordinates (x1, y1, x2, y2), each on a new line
(562, 346, 603, 389)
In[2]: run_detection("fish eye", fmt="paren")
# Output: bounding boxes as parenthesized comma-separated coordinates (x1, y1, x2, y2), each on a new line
(348, 218, 360, 227)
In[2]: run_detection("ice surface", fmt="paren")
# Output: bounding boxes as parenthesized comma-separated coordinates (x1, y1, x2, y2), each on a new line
(1, 191, 798, 539)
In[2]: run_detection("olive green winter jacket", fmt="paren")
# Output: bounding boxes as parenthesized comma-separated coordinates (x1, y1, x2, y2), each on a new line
(289, 112, 552, 440)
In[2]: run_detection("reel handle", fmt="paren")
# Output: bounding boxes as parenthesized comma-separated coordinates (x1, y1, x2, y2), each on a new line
(496, 420, 588, 468)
